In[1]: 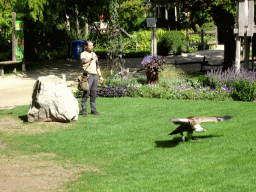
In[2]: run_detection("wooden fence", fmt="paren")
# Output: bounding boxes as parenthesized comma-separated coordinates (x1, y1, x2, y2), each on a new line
(186, 27, 218, 52)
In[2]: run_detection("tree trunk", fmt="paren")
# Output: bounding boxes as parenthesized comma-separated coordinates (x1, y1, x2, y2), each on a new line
(210, 6, 236, 70)
(223, 32, 236, 70)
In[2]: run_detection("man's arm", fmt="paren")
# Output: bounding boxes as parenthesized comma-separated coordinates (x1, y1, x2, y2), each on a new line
(96, 61, 103, 83)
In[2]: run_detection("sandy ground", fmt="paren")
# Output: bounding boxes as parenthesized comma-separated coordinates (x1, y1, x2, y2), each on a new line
(0, 46, 224, 110)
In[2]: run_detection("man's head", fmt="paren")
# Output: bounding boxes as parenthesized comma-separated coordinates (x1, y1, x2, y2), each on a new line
(85, 40, 94, 53)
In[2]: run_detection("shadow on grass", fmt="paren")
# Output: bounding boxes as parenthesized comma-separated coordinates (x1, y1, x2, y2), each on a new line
(155, 137, 181, 148)
(155, 135, 222, 148)
(19, 115, 28, 123)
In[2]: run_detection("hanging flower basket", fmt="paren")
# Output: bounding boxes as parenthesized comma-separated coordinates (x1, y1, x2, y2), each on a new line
(141, 55, 167, 84)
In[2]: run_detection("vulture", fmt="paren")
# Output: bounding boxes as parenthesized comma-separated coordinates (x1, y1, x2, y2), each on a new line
(169, 116, 234, 142)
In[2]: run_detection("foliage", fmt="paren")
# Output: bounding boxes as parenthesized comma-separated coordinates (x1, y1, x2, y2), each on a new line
(97, 85, 127, 97)
(182, 28, 216, 52)
(0, 34, 11, 61)
(158, 65, 186, 85)
(157, 30, 187, 55)
(94, 49, 150, 59)
(118, 0, 148, 32)
(231, 80, 256, 101)
(189, 1, 213, 28)
(107, 0, 124, 71)
(71, 64, 256, 102)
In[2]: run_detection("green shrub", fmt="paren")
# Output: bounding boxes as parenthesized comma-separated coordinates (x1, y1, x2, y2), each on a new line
(94, 49, 150, 58)
(157, 30, 187, 56)
(0, 50, 11, 61)
(88, 33, 109, 49)
(231, 81, 256, 101)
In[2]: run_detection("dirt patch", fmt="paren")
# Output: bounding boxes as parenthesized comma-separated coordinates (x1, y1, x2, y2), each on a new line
(0, 116, 74, 135)
(0, 153, 104, 191)
(0, 116, 105, 191)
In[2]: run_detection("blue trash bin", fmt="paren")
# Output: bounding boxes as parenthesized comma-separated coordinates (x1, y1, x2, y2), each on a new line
(71, 40, 85, 60)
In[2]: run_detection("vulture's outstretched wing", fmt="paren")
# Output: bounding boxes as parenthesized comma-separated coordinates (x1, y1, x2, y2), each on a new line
(169, 118, 189, 124)
(188, 116, 234, 123)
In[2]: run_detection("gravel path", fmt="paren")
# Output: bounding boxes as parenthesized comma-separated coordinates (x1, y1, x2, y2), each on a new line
(0, 46, 224, 109)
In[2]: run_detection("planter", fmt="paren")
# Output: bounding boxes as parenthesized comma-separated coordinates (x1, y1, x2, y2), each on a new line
(141, 55, 167, 84)
(146, 67, 159, 84)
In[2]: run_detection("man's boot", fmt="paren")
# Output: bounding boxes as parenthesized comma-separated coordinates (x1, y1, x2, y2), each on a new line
(90, 90, 100, 115)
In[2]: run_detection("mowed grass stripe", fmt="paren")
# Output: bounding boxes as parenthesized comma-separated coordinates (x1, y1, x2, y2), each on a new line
(0, 98, 255, 191)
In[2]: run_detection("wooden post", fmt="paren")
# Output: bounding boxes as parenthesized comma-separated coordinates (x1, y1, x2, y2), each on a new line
(235, 35, 241, 72)
(12, 12, 16, 62)
(244, 34, 250, 69)
(151, 0, 157, 56)
(12, 12, 17, 74)
(0, 64, 3, 76)
(201, 28, 204, 50)
(186, 28, 190, 52)
(22, 61, 26, 73)
(215, 27, 218, 48)
(165, 6, 168, 20)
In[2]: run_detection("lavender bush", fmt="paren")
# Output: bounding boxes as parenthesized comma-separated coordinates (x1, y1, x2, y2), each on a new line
(202, 67, 256, 101)
(125, 81, 232, 101)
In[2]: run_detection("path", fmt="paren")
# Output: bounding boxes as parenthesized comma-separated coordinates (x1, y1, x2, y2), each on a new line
(0, 46, 224, 109)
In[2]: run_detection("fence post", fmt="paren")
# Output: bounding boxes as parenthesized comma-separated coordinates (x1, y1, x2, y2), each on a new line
(186, 28, 189, 52)
(12, 12, 16, 62)
(201, 28, 204, 50)
(215, 27, 218, 48)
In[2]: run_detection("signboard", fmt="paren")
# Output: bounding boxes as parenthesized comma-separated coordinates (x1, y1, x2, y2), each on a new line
(15, 21, 24, 61)
(146, 17, 157, 27)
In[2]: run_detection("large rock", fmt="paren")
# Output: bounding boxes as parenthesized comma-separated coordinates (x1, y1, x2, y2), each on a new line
(27, 75, 79, 122)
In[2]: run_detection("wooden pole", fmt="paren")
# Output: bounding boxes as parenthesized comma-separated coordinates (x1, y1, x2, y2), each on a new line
(235, 0, 240, 72)
(186, 28, 190, 52)
(235, 35, 241, 72)
(12, 12, 17, 74)
(244, 34, 250, 69)
(215, 27, 218, 48)
(151, 0, 157, 56)
(201, 28, 204, 50)
(12, 12, 16, 62)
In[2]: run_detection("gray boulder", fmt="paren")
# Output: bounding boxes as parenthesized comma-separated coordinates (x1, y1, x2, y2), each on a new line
(27, 75, 79, 122)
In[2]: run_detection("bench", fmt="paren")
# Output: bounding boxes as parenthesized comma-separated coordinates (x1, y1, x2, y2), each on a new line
(174, 56, 223, 71)
(0, 61, 26, 76)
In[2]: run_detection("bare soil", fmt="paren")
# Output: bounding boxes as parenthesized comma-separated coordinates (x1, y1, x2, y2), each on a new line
(0, 115, 105, 191)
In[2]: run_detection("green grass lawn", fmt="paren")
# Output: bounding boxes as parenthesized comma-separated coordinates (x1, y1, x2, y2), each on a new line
(0, 98, 256, 191)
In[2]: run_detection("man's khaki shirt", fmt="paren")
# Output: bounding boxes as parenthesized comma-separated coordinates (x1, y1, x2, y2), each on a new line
(80, 51, 99, 74)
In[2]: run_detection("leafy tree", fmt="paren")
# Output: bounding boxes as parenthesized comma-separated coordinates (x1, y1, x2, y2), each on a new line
(154, 0, 237, 70)
(118, 0, 148, 32)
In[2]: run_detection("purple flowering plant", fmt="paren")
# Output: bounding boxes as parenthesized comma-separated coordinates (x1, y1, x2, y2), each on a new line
(141, 55, 167, 74)
(202, 67, 256, 101)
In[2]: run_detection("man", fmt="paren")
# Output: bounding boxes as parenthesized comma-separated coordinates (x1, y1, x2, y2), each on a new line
(80, 40, 104, 117)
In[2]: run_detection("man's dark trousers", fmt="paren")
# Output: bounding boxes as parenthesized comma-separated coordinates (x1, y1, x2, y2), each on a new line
(81, 73, 98, 115)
